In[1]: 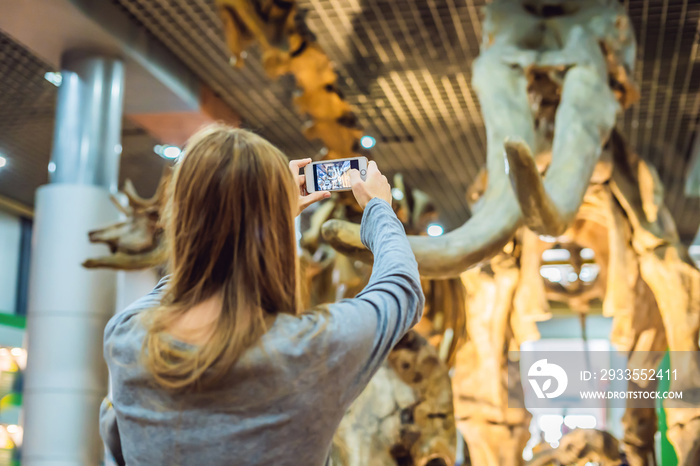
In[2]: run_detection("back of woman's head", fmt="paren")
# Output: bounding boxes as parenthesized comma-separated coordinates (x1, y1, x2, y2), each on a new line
(143, 124, 302, 392)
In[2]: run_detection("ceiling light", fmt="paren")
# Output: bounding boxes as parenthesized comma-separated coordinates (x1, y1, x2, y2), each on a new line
(162, 146, 181, 159)
(541, 248, 570, 262)
(155, 144, 181, 160)
(0, 156, 6, 168)
(427, 223, 444, 237)
(540, 265, 562, 282)
(44, 71, 63, 87)
(579, 264, 599, 282)
(391, 188, 404, 200)
(360, 135, 376, 149)
(48, 161, 56, 173)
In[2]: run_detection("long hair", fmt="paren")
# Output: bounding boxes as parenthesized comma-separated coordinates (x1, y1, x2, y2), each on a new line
(142, 124, 302, 392)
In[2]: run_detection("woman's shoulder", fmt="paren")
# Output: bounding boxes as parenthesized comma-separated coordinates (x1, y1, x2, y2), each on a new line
(270, 305, 330, 336)
(267, 300, 375, 350)
(104, 278, 169, 346)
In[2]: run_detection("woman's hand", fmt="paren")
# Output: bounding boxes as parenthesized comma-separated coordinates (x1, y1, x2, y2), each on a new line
(348, 161, 392, 209)
(289, 158, 331, 215)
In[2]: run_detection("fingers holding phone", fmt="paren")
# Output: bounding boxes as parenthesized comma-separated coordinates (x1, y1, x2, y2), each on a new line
(289, 158, 330, 215)
(349, 161, 392, 209)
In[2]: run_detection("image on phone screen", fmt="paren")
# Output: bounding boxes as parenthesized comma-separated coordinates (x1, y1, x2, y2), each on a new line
(314, 159, 359, 191)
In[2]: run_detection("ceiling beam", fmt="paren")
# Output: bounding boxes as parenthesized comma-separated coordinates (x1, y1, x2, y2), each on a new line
(0, 195, 33, 219)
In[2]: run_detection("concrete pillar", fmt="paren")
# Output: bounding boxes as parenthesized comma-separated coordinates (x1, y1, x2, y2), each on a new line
(23, 51, 124, 466)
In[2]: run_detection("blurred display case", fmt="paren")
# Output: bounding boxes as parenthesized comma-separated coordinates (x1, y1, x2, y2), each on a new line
(0, 314, 26, 466)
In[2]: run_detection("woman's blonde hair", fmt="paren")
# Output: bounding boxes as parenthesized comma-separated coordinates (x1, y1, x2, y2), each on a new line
(142, 124, 302, 392)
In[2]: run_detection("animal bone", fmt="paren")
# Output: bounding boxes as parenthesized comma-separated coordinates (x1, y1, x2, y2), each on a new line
(216, 0, 296, 67)
(621, 381, 660, 466)
(453, 253, 532, 466)
(511, 229, 551, 343)
(331, 331, 456, 466)
(302, 119, 363, 156)
(217, 1, 364, 158)
(419, 277, 467, 368)
(83, 173, 170, 270)
(300, 198, 338, 251)
(293, 88, 352, 121)
(527, 429, 621, 466)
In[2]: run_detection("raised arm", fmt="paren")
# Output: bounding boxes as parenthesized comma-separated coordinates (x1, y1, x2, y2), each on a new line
(323, 163, 425, 404)
(354, 197, 425, 351)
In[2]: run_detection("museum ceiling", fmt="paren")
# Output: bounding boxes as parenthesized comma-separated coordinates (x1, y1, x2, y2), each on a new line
(0, 0, 699, 240)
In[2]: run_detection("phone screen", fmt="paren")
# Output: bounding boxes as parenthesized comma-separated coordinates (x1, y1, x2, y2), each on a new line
(313, 159, 360, 191)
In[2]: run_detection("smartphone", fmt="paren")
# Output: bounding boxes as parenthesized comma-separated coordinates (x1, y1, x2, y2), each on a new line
(304, 156, 368, 193)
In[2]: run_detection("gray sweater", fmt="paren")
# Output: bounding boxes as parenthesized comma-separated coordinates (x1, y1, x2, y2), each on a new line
(102, 198, 425, 465)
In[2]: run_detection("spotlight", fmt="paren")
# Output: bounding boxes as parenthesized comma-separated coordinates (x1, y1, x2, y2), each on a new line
(427, 223, 444, 237)
(580, 248, 595, 260)
(541, 249, 570, 262)
(44, 72, 63, 87)
(155, 145, 181, 160)
(360, 135, 376, 149)
(0, 156, 6, 168)
(391, 188, 404, 201)
(163, 146, 181, 159)
(540, 266, 562, 283)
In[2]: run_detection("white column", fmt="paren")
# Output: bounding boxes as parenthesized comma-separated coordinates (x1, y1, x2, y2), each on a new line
(23, 51, 124, 466)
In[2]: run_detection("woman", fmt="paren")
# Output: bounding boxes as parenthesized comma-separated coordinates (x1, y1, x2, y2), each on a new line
(102, 124, 424, 465)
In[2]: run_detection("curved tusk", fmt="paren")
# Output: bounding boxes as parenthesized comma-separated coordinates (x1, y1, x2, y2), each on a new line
(322, 173, 522, 279)
(505, 139, 568, 236)
(301, 198, 337, 250)
(323, 49, 534, 278)
(509, 64, 619, 237)
(321, 220, 374, 264)
(406, 183, 521, 278)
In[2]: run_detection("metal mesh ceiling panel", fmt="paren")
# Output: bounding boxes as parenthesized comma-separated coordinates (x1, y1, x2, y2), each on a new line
(0, 30, 169, 208)
(0, 31, 58, 207)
